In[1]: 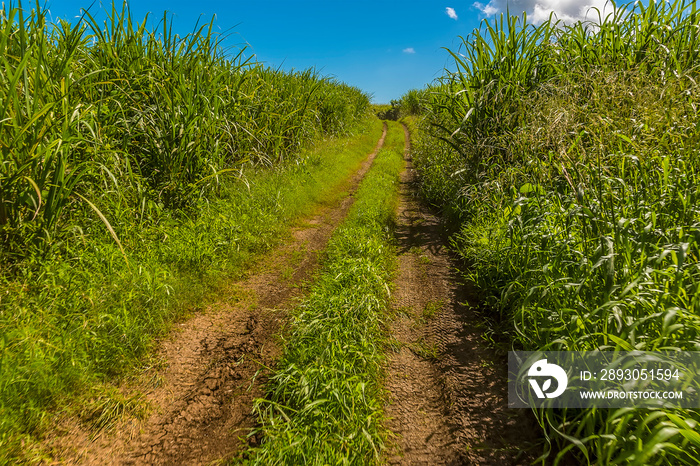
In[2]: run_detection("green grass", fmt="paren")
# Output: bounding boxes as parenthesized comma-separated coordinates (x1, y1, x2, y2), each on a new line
(242, 122, 405, 465)
(422, 300, 443, 320)
(409, 339, 439, 360)
(405, 0, 700, 464)
(0, 0, 369, 258)
(372, 90, 424, 121)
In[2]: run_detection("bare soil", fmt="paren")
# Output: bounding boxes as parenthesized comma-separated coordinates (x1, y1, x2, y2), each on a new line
(46, 124, 387, 465)
(384, 124, 543, 465)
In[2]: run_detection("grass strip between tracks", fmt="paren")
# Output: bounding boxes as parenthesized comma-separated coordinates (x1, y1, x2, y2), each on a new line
(244, 122, 405, 464)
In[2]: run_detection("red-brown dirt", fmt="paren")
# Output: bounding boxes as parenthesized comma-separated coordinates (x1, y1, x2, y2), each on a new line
(383, 124, 543, 465)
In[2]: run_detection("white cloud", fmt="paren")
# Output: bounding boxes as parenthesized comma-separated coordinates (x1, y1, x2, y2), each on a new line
(403, 47, 416, 54)
(473, 2, 498, 16)
(446, 7, 459, 20)
(472, 0, 617, 25)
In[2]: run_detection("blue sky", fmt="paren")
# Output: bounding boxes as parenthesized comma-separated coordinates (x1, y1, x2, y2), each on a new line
(43, 1, 616, 103)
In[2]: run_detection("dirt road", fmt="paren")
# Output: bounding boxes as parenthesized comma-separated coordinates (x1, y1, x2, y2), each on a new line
(384, 124, 542, 465)
(50, 120, 543, 465)
(52, 124, 387, 465)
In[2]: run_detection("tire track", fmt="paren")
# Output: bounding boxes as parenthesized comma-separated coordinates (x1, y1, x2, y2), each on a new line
(384, 124, 542, 465)
(54, 123, 388, 465)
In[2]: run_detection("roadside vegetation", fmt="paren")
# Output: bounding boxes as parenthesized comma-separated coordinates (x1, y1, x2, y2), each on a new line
(374, 89, 423, 121)
(0, 1, 372, 461)
(244, 123, 405, 464)
(405, 0, 700, 464)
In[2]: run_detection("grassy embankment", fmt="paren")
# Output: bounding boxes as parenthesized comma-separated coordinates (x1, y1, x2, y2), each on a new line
(404, 0, 700, 464)
(243, 122, 405, 464)
(0, 2, 376, 461)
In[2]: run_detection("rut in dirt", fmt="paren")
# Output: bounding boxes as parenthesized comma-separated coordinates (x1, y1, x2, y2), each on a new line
(384, 124, 542, 465)
(56, 124, 388, 465)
